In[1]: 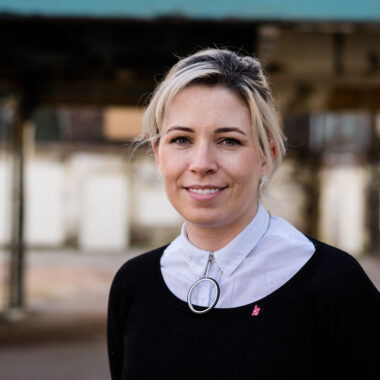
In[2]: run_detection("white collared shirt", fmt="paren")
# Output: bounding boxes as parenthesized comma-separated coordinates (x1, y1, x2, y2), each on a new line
(160, 203, 315, 308)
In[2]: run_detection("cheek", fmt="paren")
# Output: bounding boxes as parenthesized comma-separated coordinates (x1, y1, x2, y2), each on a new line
(222, 151, 262, 182)
(159, 150, 186, 180)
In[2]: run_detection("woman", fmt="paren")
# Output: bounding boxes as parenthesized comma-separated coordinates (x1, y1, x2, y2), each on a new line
(107, 48, 380, 379)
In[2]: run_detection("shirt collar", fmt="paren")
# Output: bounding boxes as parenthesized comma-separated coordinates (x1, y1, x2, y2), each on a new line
(178, 203, 270, 277)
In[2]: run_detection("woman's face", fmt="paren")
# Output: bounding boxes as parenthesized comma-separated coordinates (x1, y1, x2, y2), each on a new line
(153, 84, 269, 234)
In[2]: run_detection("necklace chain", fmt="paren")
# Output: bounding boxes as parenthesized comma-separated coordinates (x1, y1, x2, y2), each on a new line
(187, 210, 272, 315)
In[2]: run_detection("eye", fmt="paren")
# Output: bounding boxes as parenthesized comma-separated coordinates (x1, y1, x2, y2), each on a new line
(219, 137, 241, 146)
(170, 136, 191, 145)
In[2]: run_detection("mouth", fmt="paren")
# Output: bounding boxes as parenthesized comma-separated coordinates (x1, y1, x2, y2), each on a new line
(187, 187, 224, 194)
(184, 185, 227, 200)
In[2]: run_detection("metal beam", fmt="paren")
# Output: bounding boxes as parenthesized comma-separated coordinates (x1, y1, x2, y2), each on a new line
(1, 0, 380, 22)
(8, 97, 26, 313)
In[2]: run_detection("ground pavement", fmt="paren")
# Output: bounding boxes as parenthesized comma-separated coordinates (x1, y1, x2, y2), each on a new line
(0, 248, 142, 380)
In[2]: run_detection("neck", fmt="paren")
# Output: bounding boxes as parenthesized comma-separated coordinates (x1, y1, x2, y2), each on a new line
(185, 204, 259, 251)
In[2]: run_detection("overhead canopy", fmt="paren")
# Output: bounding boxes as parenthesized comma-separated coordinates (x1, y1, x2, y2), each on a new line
(1, 1, 380, 111)
(0, 0, 380, 22)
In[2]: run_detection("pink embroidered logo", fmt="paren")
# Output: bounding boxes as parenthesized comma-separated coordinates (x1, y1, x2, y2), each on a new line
(251, 305, 260, 316)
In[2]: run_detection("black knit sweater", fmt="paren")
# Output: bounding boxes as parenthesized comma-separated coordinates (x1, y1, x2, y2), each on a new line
(107, 238, 380, 379)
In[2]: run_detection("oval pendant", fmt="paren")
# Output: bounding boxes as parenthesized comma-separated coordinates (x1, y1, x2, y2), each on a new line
(187, 277, 220, 314)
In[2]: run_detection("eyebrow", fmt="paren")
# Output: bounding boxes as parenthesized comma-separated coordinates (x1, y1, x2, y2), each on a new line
(166, 126, 194, 134)
(214, 127, 247, 136)
(165, 126, 247, 136)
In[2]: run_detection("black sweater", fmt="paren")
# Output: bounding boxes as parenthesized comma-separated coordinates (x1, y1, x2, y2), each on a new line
(107, 238, 380, 379)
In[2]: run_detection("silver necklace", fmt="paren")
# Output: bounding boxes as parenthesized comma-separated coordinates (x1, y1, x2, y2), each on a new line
(187, 211, 272, 315)
(187, 253, 220, 314)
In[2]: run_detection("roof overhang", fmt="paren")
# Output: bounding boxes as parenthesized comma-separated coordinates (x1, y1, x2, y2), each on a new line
(1, 0, 380, 22)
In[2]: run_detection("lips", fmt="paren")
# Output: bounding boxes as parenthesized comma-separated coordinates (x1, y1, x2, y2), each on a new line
(188, 188, 221, 194)
(184, 185, 227, 201)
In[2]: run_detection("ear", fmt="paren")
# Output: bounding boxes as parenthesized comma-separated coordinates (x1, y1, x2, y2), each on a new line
(269, 140, 277, 162)
(261, 141, 276, 173)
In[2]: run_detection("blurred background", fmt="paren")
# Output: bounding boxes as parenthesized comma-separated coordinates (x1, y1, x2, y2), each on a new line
(0, 1, 380, 379)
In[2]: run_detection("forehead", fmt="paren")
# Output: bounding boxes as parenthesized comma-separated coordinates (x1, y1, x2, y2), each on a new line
(162, 84, 252, 130)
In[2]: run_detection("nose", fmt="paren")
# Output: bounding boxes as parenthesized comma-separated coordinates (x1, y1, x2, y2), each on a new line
(189, 142, 218, 175)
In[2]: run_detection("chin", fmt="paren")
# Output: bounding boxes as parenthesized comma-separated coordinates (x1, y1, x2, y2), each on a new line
(182, 210, 229, 228)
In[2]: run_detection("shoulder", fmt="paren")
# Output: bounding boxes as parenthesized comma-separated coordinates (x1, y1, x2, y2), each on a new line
(107, 246, 168, 334)
(110, 245, 168, 293)
(311, 237, 367, 278)
(308, 237, 380, 300)
(268, 214, 369, 284)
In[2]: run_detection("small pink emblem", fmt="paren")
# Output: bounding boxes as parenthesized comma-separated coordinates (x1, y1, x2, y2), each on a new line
(251, 305, 260, 316)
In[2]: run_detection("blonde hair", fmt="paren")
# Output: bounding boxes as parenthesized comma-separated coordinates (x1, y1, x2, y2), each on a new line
(140, 48, 286, 195)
